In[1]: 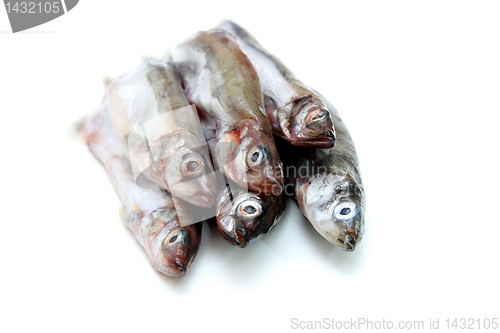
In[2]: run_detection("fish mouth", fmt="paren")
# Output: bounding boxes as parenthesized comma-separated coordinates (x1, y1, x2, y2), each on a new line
(337, 234, 357, 252)
(265, 167, 285, 195)
(163, 261, 188, 278)
(220, 227, 251, 248)
(217, 215, 252, 248)
(175, 184, 216, 208)
(290, 133, 336, 148)
(195, 193, 216, 209)
(289, 125, 336, 148)
(235, 229, 250, 248)
(286, 102, 336, 148)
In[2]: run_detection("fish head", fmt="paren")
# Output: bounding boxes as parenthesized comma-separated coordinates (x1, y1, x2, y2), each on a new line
(298, 172, 365, 251)
(222, 121, 284, 195)
(158, 224, 202, 277)
(163, 147, 217, 208)
(285, 96, 336, 148)
(216, 186, 285, 247)
(141, 208, 202, 277)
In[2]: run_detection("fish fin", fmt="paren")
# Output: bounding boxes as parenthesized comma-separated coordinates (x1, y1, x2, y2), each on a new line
(102, 76, 114, 88)
(239, 126, 248, 139)
(118, 205, 127, 220)
(264, 95, 277, 112)
(119, 206, 145, 247)
(162, 47, 172, 61)
(67, 115, 88, 144)
(140, 54, 155, 62)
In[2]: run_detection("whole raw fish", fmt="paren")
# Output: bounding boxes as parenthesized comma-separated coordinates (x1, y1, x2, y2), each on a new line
(83, 97, 202, 277)
(107, 58, 216, 208)
(173, 30, 284, 195)
(281, 96, 365, 251)
(200, 121, 286, 247)
(217, 21, 336, 148)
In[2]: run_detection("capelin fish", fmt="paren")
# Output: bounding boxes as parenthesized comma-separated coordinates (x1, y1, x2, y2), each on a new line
(172, 30, 284, 195)
(216, 20, 336, 148)
(202, 124, 286, 247)
(107, 57, 217, 208)
(83, 97, 202, 277)
(216, 183, 286, 247)
(280, 96, 365, 251)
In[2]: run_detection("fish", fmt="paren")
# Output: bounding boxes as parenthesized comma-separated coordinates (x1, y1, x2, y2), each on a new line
(280, 95, 365, 251)
(172, 30, 284, 196)
(107, 57, 217, 208)
(200, 120, 286, 247)
(216, 182, 286, 247)
(83, 96, 202, 277)
(216, 20, 336, 148)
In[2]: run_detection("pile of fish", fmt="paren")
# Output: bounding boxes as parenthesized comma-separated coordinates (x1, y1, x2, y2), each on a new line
(80, 21, 365, 277)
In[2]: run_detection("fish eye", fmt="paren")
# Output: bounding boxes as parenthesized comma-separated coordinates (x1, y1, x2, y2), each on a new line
(163, 229, 187, 247)
(164, 230, 179, 247)
(333, 200, 358, 220)
(187, 160, 200, 172)
(247, 145, 267, 166)
(306, 109, 328, 123)
(339, 207, 351, 215)
(243, 205, 257, 214)
(181, 156, 204, 177)
(237, 200, 262, 217)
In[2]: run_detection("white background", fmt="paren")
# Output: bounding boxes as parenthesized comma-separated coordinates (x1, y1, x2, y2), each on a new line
(1, 1, 499, 332)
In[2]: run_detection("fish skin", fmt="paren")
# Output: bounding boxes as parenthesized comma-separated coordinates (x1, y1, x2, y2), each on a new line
(279, 95, 365, 251)
(107, 57, 217, 209)
(172, 30, 284, 195)
(216, 20, 336, 148)
(83, 96, 202, 277)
